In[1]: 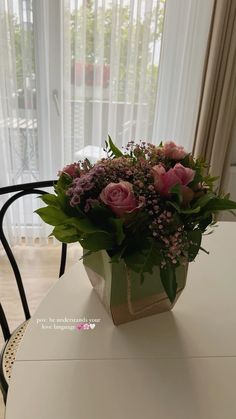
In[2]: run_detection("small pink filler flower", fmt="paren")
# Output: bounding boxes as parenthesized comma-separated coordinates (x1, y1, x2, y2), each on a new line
(162, 141, 187, 160)
(100, 181, 137, 217)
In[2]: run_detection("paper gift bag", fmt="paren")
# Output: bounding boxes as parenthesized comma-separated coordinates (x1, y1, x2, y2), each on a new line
(83, 250, 187, 325)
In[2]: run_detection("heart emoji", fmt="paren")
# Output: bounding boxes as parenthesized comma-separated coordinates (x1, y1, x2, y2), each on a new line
(76, 323, 84, 330)
(90, 323, 96, 330)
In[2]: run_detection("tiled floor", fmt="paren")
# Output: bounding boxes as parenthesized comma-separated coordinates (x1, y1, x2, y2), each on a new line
(0, 243, 81, 419)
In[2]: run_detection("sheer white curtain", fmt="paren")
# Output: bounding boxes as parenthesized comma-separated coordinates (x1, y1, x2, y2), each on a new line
(0, 0, 166, 243)
(153, 0, 214, 151)
(0, 0, 52, 244)
(0, 0, 38, 187)
(62, 0, 165, 163)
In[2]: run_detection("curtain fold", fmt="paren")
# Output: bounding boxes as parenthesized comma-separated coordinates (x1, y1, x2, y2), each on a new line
(0, 0, 53, 244)
(153, 0, 214, 151)
(193, 0, 236, 193)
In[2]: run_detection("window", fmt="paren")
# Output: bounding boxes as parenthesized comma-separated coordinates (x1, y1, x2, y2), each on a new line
(0, 0, 214, 241)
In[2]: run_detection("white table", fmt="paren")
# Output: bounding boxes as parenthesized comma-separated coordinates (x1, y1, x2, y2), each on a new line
(5, 222, 236, 419)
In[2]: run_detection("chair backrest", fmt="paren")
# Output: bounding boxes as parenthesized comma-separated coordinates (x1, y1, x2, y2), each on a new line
(0, 181, 67, 341)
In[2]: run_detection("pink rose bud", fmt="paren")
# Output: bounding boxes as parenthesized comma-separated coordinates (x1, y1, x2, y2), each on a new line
(152, 164, 179, 196)
(100, 181, 137, 217)
(162, 141, 187, 160)
(152, 163, 195, 198)
(172, 163, 195, 185)
(151, 164, 166, 191)
(61, 163, 80, 178)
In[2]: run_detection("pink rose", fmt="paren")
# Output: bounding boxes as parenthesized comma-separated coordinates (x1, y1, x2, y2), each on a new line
(61, 163, 80, 178)
(152, 164, 180, 196)
(100, 181, 137, 217)
(172, 163, 195, 185)
(162, 141, 187, 160)
(152, 163, 195, 199)
(151, 164, 166, 190)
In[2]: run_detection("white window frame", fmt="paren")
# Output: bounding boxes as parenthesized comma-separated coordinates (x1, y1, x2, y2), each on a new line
(33, 0, 63, 179)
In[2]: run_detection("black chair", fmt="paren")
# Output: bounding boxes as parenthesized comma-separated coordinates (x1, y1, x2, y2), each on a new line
(0, 181, 67, 403)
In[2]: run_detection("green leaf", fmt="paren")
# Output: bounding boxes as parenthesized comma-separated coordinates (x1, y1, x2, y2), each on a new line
(107, 135, 123, 157)
(170, 183, 182, 204)
(160, 263, 177, 303)
(181, 207, 201, 214)
(54, 173, 73, 211)
(186, 229, 202, 261)
(167, 201, 201, 214)
(193, 192, 216, 209)
(198, 214, 213, 231)
(167, 201, 181, 212)
(203, 198, 236, 212)
(51, 225, 80, 243)
(199, 246, 209, 255)
(124, 239, 162, 281)
(110, 246, 127, 263)
(79, 232, 115, 251)
(35, 207, 67, 226)
(89, 204, 114, 224)
(79, 250, 93, 260)
(203, 175, 219, 189)
(55, 173, 72, 193)
(67, 217, 107, 234)
(39, 193, 60, 208)
(109, 218, 125, 245)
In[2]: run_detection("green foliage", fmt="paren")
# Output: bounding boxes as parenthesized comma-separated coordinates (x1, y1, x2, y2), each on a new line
(79, 232, 115, 251)
(202, 197, 236, 213)
(160, 263, 177, 304)
(39, 194, 60, 208)
(192, 192, 216, 209)
(51, 225, 80, 243)
(167, 201, 201, 214)
(203, 175, 219, 190)
(198, 214, 213, 232)
(35, 196, 115, 247)
(55, 173, 72, 196)
(186, 230, 202, 262)
(169, 183, 182, 204)
(35, 207, 68, 226)
(54, 174, 75, 214)
(124, 239, 162, 283)
(89, 204, 114, 223)
(88, 203, 125, 245)
(67, 217, 107, 234)
(109, 218, 125, 245)
(105, 135, 123, 158)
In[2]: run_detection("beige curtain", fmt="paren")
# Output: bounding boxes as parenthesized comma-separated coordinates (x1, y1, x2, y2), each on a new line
(193, 0, 236, 193)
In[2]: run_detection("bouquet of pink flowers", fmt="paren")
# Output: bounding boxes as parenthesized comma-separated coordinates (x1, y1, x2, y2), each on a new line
(36, 137, 236, 302)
